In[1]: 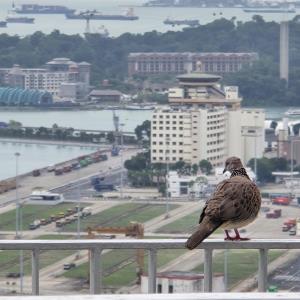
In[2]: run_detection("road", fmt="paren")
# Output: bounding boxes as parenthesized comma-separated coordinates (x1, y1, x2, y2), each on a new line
(0, 148, 138, 207)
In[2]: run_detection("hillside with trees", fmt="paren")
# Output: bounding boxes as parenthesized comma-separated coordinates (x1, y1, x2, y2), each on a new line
(0, 16, 300, 106)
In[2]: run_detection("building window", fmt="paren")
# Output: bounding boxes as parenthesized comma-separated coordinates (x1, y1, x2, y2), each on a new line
(179, 142, 183, 145)
(159, 150, 163, 153)
(179, 150, 183, 153)
(153, 127, 157, 130)
(172, 142, 176, 145)
(152, 134, 156, 137)
(159, 134, 163, 137)
(173, 127, 176, 130)
(172, 134, 176, 137)
(172, 157, 176, 161)
(179, 127, 183, 130)
(153, 150, 157, 153)
(152, 157, 157, 160)
(153, 121, 157, 124)
(172, 150, 176, 153)
(152, 141, 156, 145)
(159, 142, 163, 145)
(168, 285, 173, 293)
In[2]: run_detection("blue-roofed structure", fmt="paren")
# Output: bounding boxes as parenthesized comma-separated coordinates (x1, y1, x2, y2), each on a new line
(0, 87, 53, 106)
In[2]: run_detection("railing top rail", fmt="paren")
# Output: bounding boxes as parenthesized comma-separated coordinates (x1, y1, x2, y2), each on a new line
(1, 239, 300, 250)
(1, 293, 300, 300)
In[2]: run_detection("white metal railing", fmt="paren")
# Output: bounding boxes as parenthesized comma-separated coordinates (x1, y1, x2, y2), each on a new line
(1, 239, 300, 295)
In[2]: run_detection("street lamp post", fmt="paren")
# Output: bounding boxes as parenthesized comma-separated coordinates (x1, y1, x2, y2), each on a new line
(254, 115, 258, 180)
(120, 123, 125, 200)
(76, 167, 81, 259)
(290, 139, 300, 196)
(14, 152, 23, 294)
(165, 137, 170, 219)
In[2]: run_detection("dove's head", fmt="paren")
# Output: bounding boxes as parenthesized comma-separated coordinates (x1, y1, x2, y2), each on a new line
(223, 156, 244, 174)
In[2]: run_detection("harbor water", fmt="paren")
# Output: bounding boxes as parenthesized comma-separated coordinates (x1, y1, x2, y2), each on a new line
(0, 0, 298, 37)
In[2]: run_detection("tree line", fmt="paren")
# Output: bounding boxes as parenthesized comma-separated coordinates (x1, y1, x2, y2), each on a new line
(1, 16, 300, 105)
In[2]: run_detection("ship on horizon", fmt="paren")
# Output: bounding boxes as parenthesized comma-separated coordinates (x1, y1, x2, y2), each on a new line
(0, 21, 7, 28)
(65, 8, 139, 21)
(15, 4, 75, 14)
(6, 14, 34, 23)
(243, 6, 296, 13)
(164, 18, 199, 27)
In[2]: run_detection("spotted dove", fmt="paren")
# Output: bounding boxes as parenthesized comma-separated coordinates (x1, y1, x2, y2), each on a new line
(185, 156, 261, 250)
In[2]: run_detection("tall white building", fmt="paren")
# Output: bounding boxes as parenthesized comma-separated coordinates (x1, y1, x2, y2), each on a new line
(150, 65, 265, 167)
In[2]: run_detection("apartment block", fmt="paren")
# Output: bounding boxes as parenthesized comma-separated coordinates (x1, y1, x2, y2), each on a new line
(0, 58, 91, 100)
(128, 52, 258, 76)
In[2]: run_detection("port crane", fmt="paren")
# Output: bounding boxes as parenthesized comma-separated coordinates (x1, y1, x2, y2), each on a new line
(79, 10, 98, 34)
(87, 222, 144, 282)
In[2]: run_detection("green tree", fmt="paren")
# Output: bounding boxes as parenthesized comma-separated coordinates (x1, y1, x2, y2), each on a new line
(199, 160, 213, 175)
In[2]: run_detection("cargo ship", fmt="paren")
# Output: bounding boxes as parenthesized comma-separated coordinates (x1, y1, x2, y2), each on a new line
(15, 4, 75, 14)
(243, 7, 296, 13)
(0, 21, 7, 27)
(6, 15, 34, 23)
(65, 8, 138, 21)
(163, 18, 199, 27)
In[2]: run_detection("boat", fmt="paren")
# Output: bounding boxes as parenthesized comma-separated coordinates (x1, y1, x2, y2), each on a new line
(0, 21, 7, 27)
(15, 4, 75, 14)
(163, 18, 199, 27)
(65, 8, 138, 21)
(29, 190, 64, 202)
(243, 7, 296, 13)
(126, 105, 155, 110)
(6, 15, 34, 23)
(285, 109, 300, 116)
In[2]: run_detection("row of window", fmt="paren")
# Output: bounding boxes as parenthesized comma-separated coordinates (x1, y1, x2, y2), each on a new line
(153, 114, 184, 119)
(152, 149, 183, 154)
(207, 139, 225, 145)
(152, 133, 184, 138)
(207, 114, 224, 119)
(152, 120, 184, 125)
(207, 133, 224, 138)
(152, 126, 184, 131)
(207, 148, 224, 153)
(208, 125, 224, 131)
(152, 157, 183, 161)
(152, 141, 184, 145)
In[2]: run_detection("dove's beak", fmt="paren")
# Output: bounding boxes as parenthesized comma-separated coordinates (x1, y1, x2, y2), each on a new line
(223, 168, 226, 174)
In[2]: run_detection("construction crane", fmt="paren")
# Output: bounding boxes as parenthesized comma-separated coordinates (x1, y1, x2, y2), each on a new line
(79, 10, 98, 34)
(111, 111, 120, 156)
(87, 222, 144, 282)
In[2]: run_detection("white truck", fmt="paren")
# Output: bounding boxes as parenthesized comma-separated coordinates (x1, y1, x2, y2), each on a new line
(82, 207, 92, 217)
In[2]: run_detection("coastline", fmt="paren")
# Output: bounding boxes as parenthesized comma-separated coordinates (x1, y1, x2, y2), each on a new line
(0, 137, 106, 148)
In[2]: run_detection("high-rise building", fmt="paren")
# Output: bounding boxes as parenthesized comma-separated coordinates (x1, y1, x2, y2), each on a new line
(150, 64, 265, 167)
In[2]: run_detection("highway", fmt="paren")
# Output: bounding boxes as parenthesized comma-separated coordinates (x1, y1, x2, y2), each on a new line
(0, 148, 138, 208)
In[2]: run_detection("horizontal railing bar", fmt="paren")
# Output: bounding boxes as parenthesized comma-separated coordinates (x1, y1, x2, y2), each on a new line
(0, 239, 299, 250)
(1, 293, 300, 300)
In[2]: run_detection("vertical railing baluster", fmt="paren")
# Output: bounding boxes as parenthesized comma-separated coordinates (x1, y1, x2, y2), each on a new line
(31, 248, 39, 295)
(90, 248, 102, 294)
(148, 249, 157, 293)
(204, 248, 213, 292)
(258, 248, 268, 292)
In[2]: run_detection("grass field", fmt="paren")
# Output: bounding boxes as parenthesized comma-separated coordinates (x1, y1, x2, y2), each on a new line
(63, 248, 186, 288)
(62, 203, 179, 232)
(156, 211, 200, 233)
(0, 235, 76, 277)
(0, 203, 82, 231)
(193, 249, 284, 289)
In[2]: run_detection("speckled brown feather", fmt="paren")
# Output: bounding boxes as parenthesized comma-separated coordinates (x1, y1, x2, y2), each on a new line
(185, 162, 261, 250)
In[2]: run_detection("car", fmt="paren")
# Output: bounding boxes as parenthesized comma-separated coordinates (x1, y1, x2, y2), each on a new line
(282, 225, 290, 232)
(289, 227, 296, 236)
(63, 263, 76, 270)
(6, 272, 22, 278)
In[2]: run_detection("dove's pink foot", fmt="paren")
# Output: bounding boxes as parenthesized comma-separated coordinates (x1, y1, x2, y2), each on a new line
(224, 229, 250, 241)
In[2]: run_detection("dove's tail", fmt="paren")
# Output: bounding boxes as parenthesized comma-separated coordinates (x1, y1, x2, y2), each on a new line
(185, 217, 222, 250)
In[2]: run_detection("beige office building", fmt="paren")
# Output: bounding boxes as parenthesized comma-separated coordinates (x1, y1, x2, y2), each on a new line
(150, 67, 265, 167)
